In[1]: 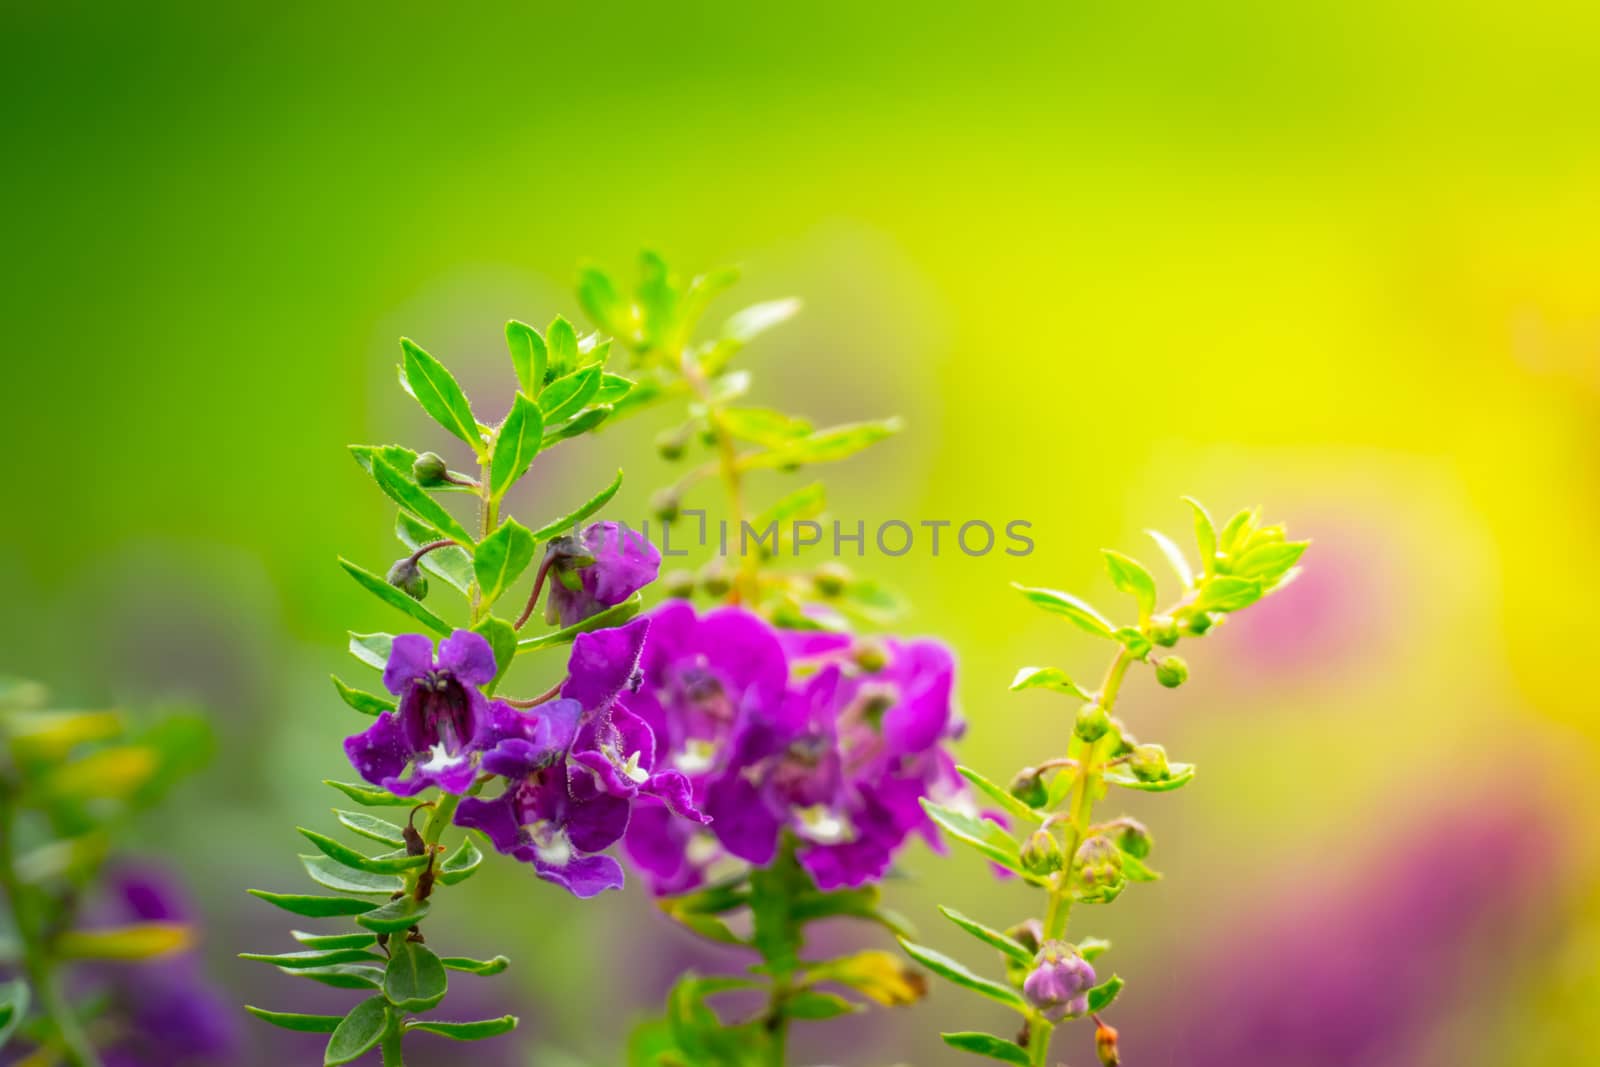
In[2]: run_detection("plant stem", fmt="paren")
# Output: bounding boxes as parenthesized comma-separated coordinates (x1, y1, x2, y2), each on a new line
(1027, 1017, 1054, 1066)
(678, 352, 754, 605)
(380, 1012, 406, 1067)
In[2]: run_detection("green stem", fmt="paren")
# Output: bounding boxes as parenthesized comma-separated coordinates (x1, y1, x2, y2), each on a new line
(380, 1012, 406, 1067)
(1027, 1016, 1054, 1066)
(678, 351, 755, 606)
(765, 978, 790, 1067)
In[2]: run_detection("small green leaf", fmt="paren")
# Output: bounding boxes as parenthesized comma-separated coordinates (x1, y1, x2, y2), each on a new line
(331, 676, 394, 717)
(1008, 666, 1090, 699)
(1195, 577, 1263, 613)
(720, 407, 814, 446)
(356, 895, 430, 933)
(324, 779, 410, 807)
(57, 922, 191, 961)
(1077, 937, 1111, 961)
(347, 632, 393, 671)
(1105, 763, 1196, 792)
(595, 372, 635, 404)
(489, 394, 544, 500)
(339, 558, 452, 635)
(516, 593, 642, 653)
(784, 991, 859, 1020)
(955, 765, 1042, 824)
(1087, 975, 1124, 1013)
(505, 320, 547, 397)
(405, 1016, 519, 1041)
(473, 520, 537, 607)
(333, 810, 407, 848)
(400, 338, 482, 454)
(289, 964, 385, 990)
(724, 298, 800, 344)
(1012, 583, 1116, 638)
(547, 316, 579, 378)
(292, 931, 379, 950)
(920, 800, 1026, 875)
(247, 891, 375, 918)
(940, 1032, 1031, 1065)
(471, 616, 516, 696)
(299, 828, 427, 874)
(789, 885, 914, 938)
(1146, 528, 1195, 589)
(541, 404, 610, 445)
(1184, 497, 1219, 576)
(528, 469, 624, 540)
(1114, 626, 1153, 658)
(437, 836, 484, 886)
(241, 948, 383, 970)
(384, 938, 449, 1011)
(325, 996, 390, 1066)
(539, 365, 602, 424)
(577, 267, 623, 333)
(300, 854, 403, 895)
(898, 940, 1027, 1012)
(1119, 850, 1161, 882)
(1231, 540, 1309, 583)
(440, 954, 509, 976)
(369, 458, 475, 545)
(1102, 550, 1157, 622)
(397, 513, 475, 595)
(0, 978, 29, 1048)
(744, 418, 901, 468)
(936, 906, 1032, 964)
(246, 1006, 345, 1033)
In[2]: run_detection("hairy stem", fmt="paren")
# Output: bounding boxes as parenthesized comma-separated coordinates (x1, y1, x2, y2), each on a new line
(380, 1012, 406, 1067)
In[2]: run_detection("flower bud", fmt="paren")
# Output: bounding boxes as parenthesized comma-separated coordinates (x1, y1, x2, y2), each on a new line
(1178, 609, 1214, 636)
(1071, 836, 1125, 904)
(1008, 767, 1049, 809)
(813, 561, 851, 597)
(851, 639, 889, 673)
(1154, 656, 1188, 688)
(1021, 830, 1065, 875)
(1021, 941, 1096, 1022)
(654, 425, 690, 461)
(1129, 743, 1170, 782)
(662, 569, 696, 599)
(1101, 816, 1152, 859)
(1004, 919, 1044, 955)
(412, 451, 449, 487)
(1150, 614, 1180, 647)
(1075, 702, 1110, 743)
(698, 558, 732, 597)
(650, 488, 681, 523)
(385, 557, 429, 601)
(1095, 1020, 1121, 1066)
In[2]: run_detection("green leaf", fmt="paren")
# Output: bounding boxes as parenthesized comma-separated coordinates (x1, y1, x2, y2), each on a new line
(292, 931, 379, 950)
(1115, 626, 1153, 658)
(56, 922, 190, 961)
(440, 954, 509, 976)
(1119, 850, 1161, 882)
(956, 765, 1042, 824)
(489, 393, 544, 500)
(324, 779, 410, 807)
(897, 940, 1027, 1011)
(753, 482, 826, 544)
(790, 885, 914, 938)
(334, 810, 407, 848)
(369, 458, 475, 545)
(405, 1016, 519, 1041)
(516, 593, 642, 653)
(400, 338, 482, 453)
(547, 316, 580, 378)
(396, 512, 475, 595)
(300, 854, 403, 895)
(784, 991, 859, 1020)
(1088, 975, 1124, 1013)
(247, 890, 376, 918)
(347, 632, 393, 671)
(1076, 937, 1111, 961)
(385, 938, 448, 1011)
(1231, 540, 1309, 583)
(1102, 550, 1157, 621)
(720, 407, 813, 446)
(595, 372, 635, 404)
(1011, 583, 1116, 638)
(1008, 666, 1090, 699)
(528, 469, 624, 540)
(437, 836, 484, 886)
(937, 906, 1032, 964)
(339, 558, 452, 635)
(289, 965, 385, 990)
(331, 676, 394, 717)
(538, 365, 601, 425)
(541, 404, 610, 445)
(299, 828, 427, 874)
(473, 519, 537, 607)
(578, 267, 623, 333)
(505, 320, 547, 397)
(724, 298, 800, 344)
(356, 895, 431, 933)
(1195, 577, 1263, 613)
(241, 948, 384, 969)
(1184, 497, 1219, 576)
(920, 800, 1026, 875)
(1105, 763, 1196, 792)
(325, 996, 390, 1066)
(0, 978, 28, 1048)
(1146, 528, 1195, 589)
(749, 843, 809, 974)
(744, 418, 901, 468)
(940, 1032, 1031, 1066)
(245, 1006, 344, 1033)
(1218, 507, 1257, 557)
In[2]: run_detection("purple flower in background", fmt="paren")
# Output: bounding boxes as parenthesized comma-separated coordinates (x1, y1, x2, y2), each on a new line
(458, 618, 707, 898)
(545, 522, 661, 627)
(344, 629, 510, 796)
(1022, 941, 1097, 1022)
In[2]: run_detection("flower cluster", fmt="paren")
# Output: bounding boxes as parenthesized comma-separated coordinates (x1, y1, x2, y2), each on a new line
(623, 602, 965, 894)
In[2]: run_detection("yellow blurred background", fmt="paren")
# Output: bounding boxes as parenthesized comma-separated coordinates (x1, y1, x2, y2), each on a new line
(3, 2, 1597, 1064)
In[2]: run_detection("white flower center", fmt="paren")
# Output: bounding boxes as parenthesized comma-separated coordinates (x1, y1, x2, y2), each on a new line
(417, 742, 466, 775)
(676, 739, 717, 775)
(795, 805, 852, 844)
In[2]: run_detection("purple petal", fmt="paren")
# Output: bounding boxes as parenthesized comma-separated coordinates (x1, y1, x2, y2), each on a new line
(623, 802, 702, 893)
(568, 748, 636, 799)
(703, 771, 784, 865)
(480, 738, 553, 780)
(578, 522, 661, 607)
(561, 616, 650, 713)
(564, 792, 631, 853)
(382, 633, 436, 695)
(880, 639, 955, 754)
(533, 852, 624, 898)
(644, 770, 709, 824)
(344, 713, 408, 786)
(436, 629, 497, 687)
(454, 794, 524, 855)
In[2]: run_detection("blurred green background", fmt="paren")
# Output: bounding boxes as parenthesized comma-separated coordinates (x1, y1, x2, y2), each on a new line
(4, 2, 1598, 1063)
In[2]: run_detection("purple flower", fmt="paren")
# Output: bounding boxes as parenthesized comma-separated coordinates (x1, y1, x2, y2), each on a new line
(456, 618, 707, 898)
(546, 522, 661, 627)
(344, 629, 518, 796)
(1022, 941, 1097, 1022)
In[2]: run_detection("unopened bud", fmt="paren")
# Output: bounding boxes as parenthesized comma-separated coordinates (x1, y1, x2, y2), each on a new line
(654, 425, 690, 461)
(1071, 836, 1125, 903)
(813, 561, 851, 597)
(1008, 767, 1049, 808)
(1021, 830, 1065, 875)
(1022, 941, 1096, 1022)
(412, 451, 449, 486)
(1178, 609, 1214, 636)
(650, 488, 681, 523)
(698, 558, 732, 597)
(1150, 615, 1180, 647)
(1075, 702, 1111, 743)
(851, 639, 889, 673)
(1101, 816, 1153, 859)
(1154, 656, 1188, 688)
(386, 557, 429, 601)
(1129, 743, 1170, 782)
(1004, 919, 1044, 955)
(662, 569, 696, 599)
(1095, 1021, 1121, 1066)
